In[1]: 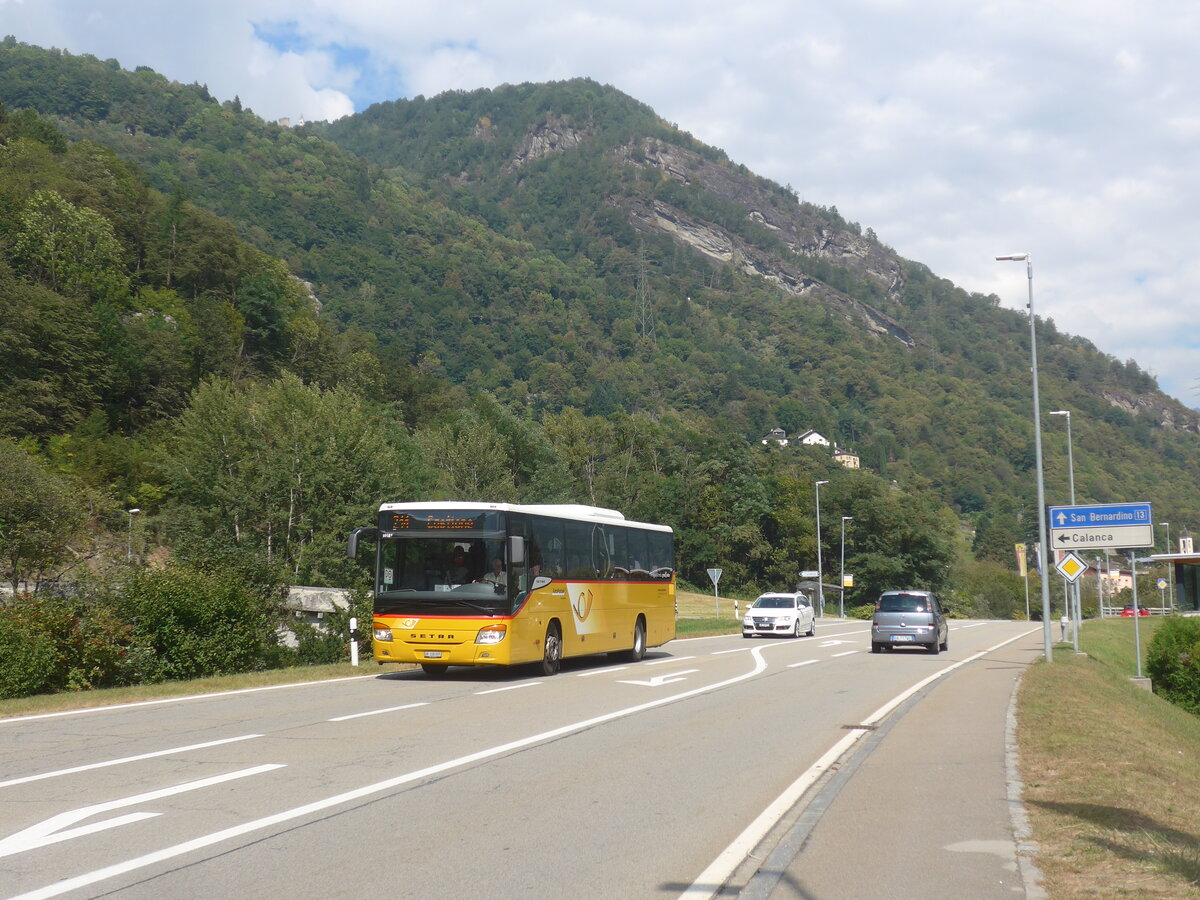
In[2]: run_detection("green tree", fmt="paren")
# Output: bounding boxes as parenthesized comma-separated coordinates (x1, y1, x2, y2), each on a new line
(0, 439, 86, 596)
(11, 189, 128, 299)
(164, 374, 424, 584)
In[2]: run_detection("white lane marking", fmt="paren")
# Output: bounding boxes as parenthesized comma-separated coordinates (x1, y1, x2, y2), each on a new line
(682, 626, 1042, 899)
(713, 647, 755, 654)
(787, 660, 818, 669)
(0, 765, 284, 861)
(0, 676, 379, 725)
(960, 622, 990, 629)
(328, 703, 428, 722)
(577, 667, 626, 677)
(13, 649, 773, 900)
(0, 735, 263, 790)
(832, 650, 857, 657)
(647, 655, 695, 665)
(819, 640, 853, 647)
(617, 670, 699, 687)
(476, 682, 543, 695)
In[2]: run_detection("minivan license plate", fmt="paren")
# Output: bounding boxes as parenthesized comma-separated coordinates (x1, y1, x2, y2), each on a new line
(892, 635, 913, 642)
(424, 651, 444, 658)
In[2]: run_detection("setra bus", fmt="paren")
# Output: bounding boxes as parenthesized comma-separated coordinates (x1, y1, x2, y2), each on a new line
(347, 501, 675, 676)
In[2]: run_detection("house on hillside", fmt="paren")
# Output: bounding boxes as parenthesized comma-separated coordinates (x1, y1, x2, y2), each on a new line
(792, 429, 830, 447)
(761, 427, 789, 447)
(832, 445, 860, 469)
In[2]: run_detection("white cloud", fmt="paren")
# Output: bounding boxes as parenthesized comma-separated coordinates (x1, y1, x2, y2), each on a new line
(2, 0, 1197, 404)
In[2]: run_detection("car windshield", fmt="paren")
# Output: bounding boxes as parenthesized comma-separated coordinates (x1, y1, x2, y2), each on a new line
(879, 594, 930, 612)
(753, 596, 794, 609)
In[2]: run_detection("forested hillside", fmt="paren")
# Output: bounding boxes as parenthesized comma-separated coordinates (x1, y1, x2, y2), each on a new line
(1, 37, 1197, 650)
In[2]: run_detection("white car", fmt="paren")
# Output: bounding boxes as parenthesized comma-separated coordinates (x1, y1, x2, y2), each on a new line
(743, 592, 815, 639)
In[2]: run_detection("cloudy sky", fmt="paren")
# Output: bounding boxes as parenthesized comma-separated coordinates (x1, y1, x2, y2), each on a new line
(4, 0, 1198, 406)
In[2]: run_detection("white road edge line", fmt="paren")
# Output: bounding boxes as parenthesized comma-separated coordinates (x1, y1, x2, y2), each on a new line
(0, 734, 263, 790)
(328, 703, 429, 722)
(680, 626, 1041, 899)
(11, 646, 777, 900)
(0, 676, 380, 725)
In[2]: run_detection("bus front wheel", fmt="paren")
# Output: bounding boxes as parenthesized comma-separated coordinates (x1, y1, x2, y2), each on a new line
(540, 622, 562, 675)
(624, 617, 647, 662)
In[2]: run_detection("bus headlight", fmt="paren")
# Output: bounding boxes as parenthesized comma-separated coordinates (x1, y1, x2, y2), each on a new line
(373, 626, 394, 642)
(475, 624, 508, 644)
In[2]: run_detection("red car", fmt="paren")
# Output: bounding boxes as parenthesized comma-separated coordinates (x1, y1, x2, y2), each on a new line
(1120, 605, 1149, 617)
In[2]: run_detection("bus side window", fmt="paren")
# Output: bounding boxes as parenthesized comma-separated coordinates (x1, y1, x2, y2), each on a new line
(564, 521, 592, 579)
(626, 529, 649, 577)
(647, 531, 674, 579)
(609, 528, 629, 579)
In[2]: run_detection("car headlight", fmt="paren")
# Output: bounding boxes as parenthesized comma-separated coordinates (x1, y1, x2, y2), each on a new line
(475, 624, 508, 644)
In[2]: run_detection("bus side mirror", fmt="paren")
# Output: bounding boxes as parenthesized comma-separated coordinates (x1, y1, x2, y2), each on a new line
(509, 535, 525, 565)
(347, 527, 379, 559)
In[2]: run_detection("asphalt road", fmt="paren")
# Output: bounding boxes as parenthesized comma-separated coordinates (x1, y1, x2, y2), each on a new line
(0, 619, 1038, 899)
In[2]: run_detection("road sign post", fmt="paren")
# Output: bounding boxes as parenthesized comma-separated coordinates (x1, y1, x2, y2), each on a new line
(707, 567, 723, 617)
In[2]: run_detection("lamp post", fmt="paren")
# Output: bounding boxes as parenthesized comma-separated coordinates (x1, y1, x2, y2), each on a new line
(126, 508, 141, 563)
(814, 480, 829, 617)
(839, 516, 852, 619)
(1160, 521, 1173, 610)
(997, 252, 1053, 662)
(1049, 409, 1080, 648)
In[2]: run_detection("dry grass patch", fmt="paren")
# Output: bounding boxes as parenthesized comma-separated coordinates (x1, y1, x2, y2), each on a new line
(1019, 620, 1200, 898)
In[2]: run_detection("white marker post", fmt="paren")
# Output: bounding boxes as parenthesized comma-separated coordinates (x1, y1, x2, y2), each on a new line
(349, 617, 359, 667)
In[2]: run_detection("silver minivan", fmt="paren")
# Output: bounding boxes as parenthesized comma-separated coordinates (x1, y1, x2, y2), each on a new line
(870, 590, 948, 654)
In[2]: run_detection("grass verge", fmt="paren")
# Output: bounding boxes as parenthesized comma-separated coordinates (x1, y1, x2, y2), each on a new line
(1018, 617, 1200, 898)
(0, 663, 372, 720)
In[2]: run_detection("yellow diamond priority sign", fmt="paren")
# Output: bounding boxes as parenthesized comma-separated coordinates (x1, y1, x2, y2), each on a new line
(1055, 551, 1088, 583)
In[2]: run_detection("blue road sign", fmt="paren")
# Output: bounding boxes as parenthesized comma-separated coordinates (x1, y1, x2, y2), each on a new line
(1048, 502, 1152, 530)
(1048, 502, 1154, 549)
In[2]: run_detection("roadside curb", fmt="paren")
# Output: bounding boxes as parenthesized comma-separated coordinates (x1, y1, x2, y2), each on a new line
(1005, 671, 1048, 899)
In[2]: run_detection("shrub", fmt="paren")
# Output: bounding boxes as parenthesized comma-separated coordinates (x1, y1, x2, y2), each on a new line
(1146, 616, 1200, 715)
(290, 588, 373, 666)
(0, 594, 134, 698)
(114, 563, 286, 682)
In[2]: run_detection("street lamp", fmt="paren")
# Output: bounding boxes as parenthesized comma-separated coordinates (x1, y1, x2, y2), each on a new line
(814, 480, 829, 616)
(1049, 409, 1080, 646)
(840, 516, 853, 619)
(126, 508, 141, 563)
(997, 252, 1053, 661)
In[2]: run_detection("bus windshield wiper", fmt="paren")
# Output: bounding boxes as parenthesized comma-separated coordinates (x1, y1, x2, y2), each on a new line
(443, 598, 499, 614)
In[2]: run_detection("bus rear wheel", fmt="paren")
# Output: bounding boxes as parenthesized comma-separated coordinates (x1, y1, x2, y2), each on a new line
(540, 622, 562, 675)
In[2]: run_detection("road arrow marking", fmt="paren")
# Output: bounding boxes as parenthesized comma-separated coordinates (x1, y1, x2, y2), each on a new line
(819, 640, 853, 647)
(617, 669, 699, 687)
(0, 764, 284, 860)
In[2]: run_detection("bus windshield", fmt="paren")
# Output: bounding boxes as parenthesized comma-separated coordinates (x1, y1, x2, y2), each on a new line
(375, 535, 512, 616)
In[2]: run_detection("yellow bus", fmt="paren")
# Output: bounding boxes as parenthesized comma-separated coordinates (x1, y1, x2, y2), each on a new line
(348, 502, 675, 676)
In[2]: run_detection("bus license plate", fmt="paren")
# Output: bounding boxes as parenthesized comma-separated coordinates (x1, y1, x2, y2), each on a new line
(892, 635, 913, 642)
(423, 651, 444, 658)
